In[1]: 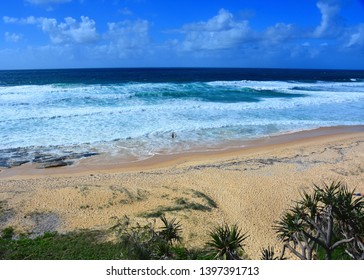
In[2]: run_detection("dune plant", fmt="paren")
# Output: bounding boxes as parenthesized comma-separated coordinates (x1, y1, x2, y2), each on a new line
(159, 215, 182, 245)
(274, 181, 364, 260)
(260, 246, 281, 260)
(111, 215, 184, 260)
(206, 224, 248, 260)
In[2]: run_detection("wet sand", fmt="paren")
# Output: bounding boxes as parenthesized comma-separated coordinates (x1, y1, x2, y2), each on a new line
(0, 126, 363, 259)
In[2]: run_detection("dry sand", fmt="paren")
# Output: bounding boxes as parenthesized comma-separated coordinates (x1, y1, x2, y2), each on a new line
(0, 127, 363, 259)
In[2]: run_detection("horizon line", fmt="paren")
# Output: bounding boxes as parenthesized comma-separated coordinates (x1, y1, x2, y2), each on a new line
(1, 66, 364, 72)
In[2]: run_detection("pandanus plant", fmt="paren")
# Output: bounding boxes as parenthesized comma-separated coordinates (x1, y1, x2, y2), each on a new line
(274, 181, 364, 260)
(207, 224, 248, 260)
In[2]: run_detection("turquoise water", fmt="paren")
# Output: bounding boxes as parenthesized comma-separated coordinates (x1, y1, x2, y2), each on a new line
(0, 68, 364, 166)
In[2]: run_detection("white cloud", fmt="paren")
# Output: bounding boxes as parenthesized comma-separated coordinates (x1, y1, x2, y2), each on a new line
(314, 0, 342, 38)
(179, 9, 251, 51)
(44, 16, 99, 44)
(177, 9, 300, 54)
(183, 8, 237, 32)
(4, 32, 22, 43)
(25, 0, 71, 4)
(101, 19, 150, 56)
(2, 1, 363, 69)
(3, 16, 99, 44)
(346, 24, 364, 48)
(264, 23, 296, 44)
(2, 15, 152, 62)
(3, 16, 19, 24)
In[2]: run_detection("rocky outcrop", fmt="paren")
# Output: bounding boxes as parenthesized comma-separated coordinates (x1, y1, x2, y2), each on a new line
(0, 148, 98, 169)
(36, 160, 70, 169)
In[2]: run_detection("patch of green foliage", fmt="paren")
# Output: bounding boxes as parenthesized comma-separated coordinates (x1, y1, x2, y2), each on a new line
(0, 230, 125, 260)
(141, 202, 212, 218)
(274, 181, 364, 260)
(110, 215, 208, 260)
(1, 227, 15, 240)
(0, 217, 209, 260)
(193, 191, 218, 208)
(207, 224, 248, 260)
(315, 243, 352, 260)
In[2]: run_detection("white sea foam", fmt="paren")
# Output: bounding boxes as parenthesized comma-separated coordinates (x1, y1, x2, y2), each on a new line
(0, 80, 363, 161)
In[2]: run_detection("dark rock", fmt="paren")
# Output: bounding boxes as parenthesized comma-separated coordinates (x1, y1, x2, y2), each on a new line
(41, 156, 67, 163)
(9, 160, 30, 167)
(33, 154, 55, 163)
(36, 160, 71, 169)
(63, 152, 98, 160)
(1, 147, 99, 169)
(78, 152, 98, 158)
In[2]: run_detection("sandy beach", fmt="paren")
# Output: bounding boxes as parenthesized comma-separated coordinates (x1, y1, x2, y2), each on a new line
(1, 126, 363, 259)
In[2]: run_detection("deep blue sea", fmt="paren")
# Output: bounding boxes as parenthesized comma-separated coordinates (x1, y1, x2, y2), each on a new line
(1, 68, 364, 167)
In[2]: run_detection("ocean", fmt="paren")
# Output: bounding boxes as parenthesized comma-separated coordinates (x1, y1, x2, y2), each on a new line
(1, 68, 364, 168)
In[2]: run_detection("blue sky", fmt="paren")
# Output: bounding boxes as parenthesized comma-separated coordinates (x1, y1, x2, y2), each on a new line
(0, 0, 363, 69)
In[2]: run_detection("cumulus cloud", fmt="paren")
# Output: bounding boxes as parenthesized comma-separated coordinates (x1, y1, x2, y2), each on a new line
(264, 23, 296, 44)
(106, 20, 149, 45)
(179, 9, 251, 51)
(4, 32, 22, 43)
(183, 8, 238, 32)
(177, 9, 301, 54)
(314, 0, 342, 38)
(3, 16, 99, 44)
(313, 0, 364, 51)
(3, 16, 19, 24)
(346, 24, 364, 48)
(3, 16, 38, 25)
(98, 19, 151, 57)
(2, 1, 363, 68)
(3, 14, 152, 60)
(42, 16, 99, 44)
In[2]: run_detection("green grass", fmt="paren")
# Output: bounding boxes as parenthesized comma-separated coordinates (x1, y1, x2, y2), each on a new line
(0, 230, 126, 260)
(193, 191, 218, 208)
(139, 191, 217, 218)
(140, 202, 212, 218)
(315, 244, 352, 260)
(170, 246, 211, 260)
(0, 226, 210, 260)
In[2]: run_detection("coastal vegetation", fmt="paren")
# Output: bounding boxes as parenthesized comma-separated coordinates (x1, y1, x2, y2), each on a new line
(274, 181, 364, 260)
(0, 181, 362, 260)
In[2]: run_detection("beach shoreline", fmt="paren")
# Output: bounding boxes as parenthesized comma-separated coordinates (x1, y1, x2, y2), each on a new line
(0, 125, 363, 259)
(1, 125, 363, 179)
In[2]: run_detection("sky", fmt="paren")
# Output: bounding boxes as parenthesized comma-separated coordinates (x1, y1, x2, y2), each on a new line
(0, 0, 363, 70)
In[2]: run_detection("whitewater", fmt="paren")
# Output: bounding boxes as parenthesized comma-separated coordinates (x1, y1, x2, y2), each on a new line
(0, 68, 364, 167)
